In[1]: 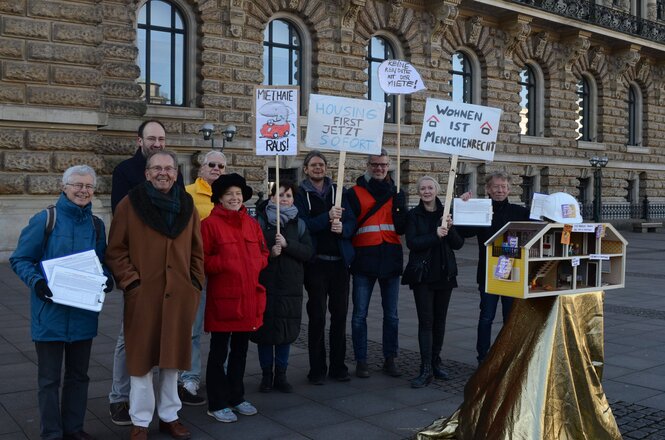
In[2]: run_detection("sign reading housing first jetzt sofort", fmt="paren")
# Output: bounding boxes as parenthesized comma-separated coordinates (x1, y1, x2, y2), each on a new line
(419, 98, 502, 161)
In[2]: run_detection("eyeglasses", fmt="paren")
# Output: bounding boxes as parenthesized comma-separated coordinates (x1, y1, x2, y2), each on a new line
(66, 183, 95, 191)
(143, 136, 165, 143)
(369, 162, 389, 168)
(207, 162, 226, 169)
(148, 166, 177, 174)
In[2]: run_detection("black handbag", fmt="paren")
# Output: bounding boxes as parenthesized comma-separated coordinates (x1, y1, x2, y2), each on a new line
(401, 254, 431, 285)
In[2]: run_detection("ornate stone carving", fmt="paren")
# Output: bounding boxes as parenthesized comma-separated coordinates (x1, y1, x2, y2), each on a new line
(426, 0, 459, 66)
(339, 0, 366, 53)
(589, 46, 605, 71)
(503, 15, 532, 58)
(562, 32, 591, 73)
(466, 16, 483, 47)
(289, 0, 301, 10)
(608, 45, 640, 98)
(534, 31, 549, 59)
(388, 0, 404, 29)
(636, 58, 651, 83)
(229, 0, 245, 38)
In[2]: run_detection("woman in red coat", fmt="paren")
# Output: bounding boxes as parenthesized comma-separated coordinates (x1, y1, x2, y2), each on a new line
(202, 173, 269, 423)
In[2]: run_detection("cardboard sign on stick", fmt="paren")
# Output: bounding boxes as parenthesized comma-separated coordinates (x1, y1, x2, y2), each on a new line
(305, 94, 385, 155)
(419, 99, 502, 162)
(377, 60, 426, 94)
(254, 85, 299, 156)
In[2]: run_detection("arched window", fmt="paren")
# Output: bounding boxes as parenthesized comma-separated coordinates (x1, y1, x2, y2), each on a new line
(519, 66, 537, 136)
(263, 19, 302, 87)
(366, 36, 396, 123)
(628, 83, 643, 146)
(450, 52, 473, 103)
(576, 77, 591, 141)
(137, 0, 187, 106)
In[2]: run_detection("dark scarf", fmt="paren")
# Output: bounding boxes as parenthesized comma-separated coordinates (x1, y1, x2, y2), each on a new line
(128, 182, 193, 239)
(266, 199, 299, 226)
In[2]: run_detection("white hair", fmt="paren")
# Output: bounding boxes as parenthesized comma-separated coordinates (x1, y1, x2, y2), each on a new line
(201, 150, 226, 166)
(417, 175, 441, 194)
(62, 165, 97, 186)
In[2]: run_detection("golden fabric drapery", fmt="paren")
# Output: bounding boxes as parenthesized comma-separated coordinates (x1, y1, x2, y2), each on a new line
(417, 291, 621, 440)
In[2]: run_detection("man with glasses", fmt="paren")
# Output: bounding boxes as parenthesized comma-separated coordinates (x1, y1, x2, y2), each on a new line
(294, 150, 355, 384)
(178, 150, 227, 404)
(347, 148, 407, 379)
(108, 120, 184, 425)
(458, 171, 530, 364)
(106, 150, 204, 440)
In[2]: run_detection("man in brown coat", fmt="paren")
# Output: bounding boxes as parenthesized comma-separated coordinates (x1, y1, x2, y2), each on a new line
(106, 150, 204, 440)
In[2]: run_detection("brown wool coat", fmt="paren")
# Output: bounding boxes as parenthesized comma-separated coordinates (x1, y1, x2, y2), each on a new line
(106, 186, 205, 376)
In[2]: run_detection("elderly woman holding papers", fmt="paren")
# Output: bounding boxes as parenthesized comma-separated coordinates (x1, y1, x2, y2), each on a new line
(10, 165, 113, 440)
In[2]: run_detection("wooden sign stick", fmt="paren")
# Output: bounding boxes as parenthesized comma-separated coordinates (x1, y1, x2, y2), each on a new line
(334, 150, 346, 209)
(275, 155, 280, 235)
(442, 154, 458, 226)
(396, 94, 402, 192)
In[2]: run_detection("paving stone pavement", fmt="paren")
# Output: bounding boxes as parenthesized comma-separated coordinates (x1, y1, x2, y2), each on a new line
(0, 228, 664, 439)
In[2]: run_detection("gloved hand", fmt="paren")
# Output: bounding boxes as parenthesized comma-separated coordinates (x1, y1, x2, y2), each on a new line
(104, 276, 115, 293)
(34, 279, 53, 303)
(393, 190, 407, 211)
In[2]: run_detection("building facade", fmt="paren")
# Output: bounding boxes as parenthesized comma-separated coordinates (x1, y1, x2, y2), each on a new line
(1, 0, 665, 260)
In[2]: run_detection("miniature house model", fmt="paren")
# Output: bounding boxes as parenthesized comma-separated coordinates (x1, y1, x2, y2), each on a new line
(485, 222, 627, 299)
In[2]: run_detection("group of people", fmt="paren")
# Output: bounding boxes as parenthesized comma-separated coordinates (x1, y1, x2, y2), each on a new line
(10, 118, 529, 440)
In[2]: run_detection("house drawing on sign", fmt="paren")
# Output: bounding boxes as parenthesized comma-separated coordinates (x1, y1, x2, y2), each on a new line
(480, 121, 493, 134)
(427, 115, 440, 128)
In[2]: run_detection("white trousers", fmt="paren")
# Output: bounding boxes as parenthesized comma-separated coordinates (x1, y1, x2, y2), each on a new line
(129, 368, 181, 427)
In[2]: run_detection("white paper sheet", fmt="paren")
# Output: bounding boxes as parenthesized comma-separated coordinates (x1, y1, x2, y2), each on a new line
(453, 198, 492, 226)
(41, 250, 107, 312)
(41, 249, 104, 281)
(47, 266, 106, 312)
(529, 193, 548, 220)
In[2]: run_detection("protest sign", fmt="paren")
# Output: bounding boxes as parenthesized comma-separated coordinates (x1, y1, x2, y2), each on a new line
(419, 98, 502, 161)
(305, 94, 385, 155)
(377, 60, 426, 94)
(254, 85, 299, 156)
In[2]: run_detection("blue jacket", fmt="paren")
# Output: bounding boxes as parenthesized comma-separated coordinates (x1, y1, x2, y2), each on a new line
(10, 193, 111, 342)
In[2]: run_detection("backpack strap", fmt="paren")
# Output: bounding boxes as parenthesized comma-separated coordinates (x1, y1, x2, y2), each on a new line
(297, 218, 306, 239)
(43, 205, 56, 248)
(92, 215, 102, 242)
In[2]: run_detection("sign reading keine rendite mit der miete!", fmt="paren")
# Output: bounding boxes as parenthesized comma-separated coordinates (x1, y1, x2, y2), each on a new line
(305, 94, 385, 155)
(419, 98, 502, 161)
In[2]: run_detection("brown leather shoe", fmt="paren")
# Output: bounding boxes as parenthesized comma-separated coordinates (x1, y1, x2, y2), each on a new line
(159, 419, 191, 440)
(129, 426, 148, 440)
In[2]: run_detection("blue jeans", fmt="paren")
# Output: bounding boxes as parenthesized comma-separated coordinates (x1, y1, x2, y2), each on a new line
(257, 343, 291, 369)
(351, 274, 400, 362)
(181, 284, 206, 386)
(477, 290, 514, 363)
(109, 322, 129, 404)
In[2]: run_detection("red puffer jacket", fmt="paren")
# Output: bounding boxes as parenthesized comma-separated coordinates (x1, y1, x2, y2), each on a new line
(202, 204, 269, 332)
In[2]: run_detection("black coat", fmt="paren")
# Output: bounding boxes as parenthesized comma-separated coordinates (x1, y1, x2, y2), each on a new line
(457, 198, 530, 290)
(405, 199, 464, 289)
(251, 202, 314, 345)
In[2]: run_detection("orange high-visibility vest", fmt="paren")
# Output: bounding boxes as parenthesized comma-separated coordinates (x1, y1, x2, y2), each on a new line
(351, 186, 401, 247)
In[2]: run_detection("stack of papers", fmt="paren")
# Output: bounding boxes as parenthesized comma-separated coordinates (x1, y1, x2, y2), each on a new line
(41, 250, 107, 312)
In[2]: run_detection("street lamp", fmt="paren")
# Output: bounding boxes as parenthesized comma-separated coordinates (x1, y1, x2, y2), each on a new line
(589, 156, 609, 223)
(198, 123, 237, 151)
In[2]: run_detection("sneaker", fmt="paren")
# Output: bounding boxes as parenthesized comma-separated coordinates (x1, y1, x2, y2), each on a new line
(207, 408, 237, 423)
(182, 380, 198, 395)
(109, 401, 131, 426)
(233, 401, 258, 416)
(178, 384, 206, 406)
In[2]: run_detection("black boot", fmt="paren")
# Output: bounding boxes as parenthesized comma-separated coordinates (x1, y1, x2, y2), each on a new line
(274, 366, 293, 393)
(432, 356, 449, 380)
(382, 357, 402, 377)
(410, 363, 433, 388)
(260, 367, 273, 392)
